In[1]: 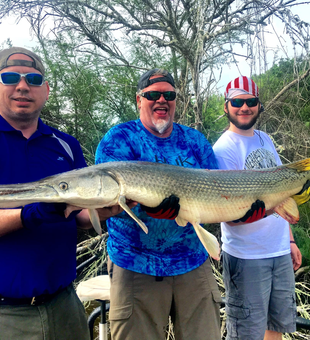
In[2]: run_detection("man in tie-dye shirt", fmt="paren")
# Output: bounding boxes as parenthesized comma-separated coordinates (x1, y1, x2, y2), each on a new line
(95, 69, 221, 340)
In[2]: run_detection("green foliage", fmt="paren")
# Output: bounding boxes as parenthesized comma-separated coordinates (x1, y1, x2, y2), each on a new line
(292, 204, 310, 267)
(36, 37, 139, 164)
(34, 32, 196, 165)
(253, 58, 310, 161)
(201, 94, 227, 144)
(255, 58, 310, 126)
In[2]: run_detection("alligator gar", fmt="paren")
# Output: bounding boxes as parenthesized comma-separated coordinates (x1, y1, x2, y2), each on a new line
(0, 159, 309, 260)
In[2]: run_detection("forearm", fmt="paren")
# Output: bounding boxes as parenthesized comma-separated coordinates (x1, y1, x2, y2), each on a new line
(0, 209, 23, 237)
(289, 225, 302, 270)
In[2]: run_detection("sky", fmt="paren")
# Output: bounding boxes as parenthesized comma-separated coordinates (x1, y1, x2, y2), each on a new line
(0, 3, 309, 92)
(0, 16, 38, 49)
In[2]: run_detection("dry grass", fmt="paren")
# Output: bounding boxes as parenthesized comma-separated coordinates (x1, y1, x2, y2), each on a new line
(76, 237, 310, 339)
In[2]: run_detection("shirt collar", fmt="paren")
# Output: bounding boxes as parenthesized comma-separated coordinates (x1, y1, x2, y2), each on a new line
(0, 115, 53, 135)
(37, 118, 54, 135)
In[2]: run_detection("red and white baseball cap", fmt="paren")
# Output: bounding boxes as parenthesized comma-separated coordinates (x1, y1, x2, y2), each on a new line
(225, 76, 259, 98)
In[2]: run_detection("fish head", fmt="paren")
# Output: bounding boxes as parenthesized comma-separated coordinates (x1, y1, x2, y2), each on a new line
(35, 168, 121, 208)
(0, 167, 120, 209)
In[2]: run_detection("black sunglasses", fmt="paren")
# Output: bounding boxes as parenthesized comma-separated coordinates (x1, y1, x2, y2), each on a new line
(140, 91, 176, 101)
(0, 72, 45, 86)
(227, 98, 259, 108)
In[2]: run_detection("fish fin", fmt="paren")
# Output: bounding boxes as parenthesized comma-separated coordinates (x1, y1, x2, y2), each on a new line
(286, 158, 310, 172)
(274, 197, 299, 224)
(175, 216, 188, 227)
(64, 204, 81, 218)
(192, 222, 220, 261)
(88, 208, 102, 235)
(292, 180, 310, 205)
(118, 195, 148, 234)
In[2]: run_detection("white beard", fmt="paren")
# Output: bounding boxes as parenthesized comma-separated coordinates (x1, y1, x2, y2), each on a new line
(152, 118, 170, 134)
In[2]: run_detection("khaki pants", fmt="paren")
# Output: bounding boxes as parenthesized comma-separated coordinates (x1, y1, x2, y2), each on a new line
(0, 284, 90, 340)
(108, 258, 221, 340)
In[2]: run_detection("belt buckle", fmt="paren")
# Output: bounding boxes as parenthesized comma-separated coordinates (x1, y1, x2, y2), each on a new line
(31, 297, 36, 306)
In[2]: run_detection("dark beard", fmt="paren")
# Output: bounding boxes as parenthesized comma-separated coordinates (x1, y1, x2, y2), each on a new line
(226, 110, 259, 130)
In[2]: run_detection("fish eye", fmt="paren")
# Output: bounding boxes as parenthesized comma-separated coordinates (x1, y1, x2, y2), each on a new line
(59, 182, 68, 191)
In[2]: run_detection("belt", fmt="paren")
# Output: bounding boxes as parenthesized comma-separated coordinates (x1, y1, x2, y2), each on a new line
(0, 286, 68, 306)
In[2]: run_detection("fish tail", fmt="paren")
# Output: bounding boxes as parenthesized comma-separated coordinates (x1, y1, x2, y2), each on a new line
(292, 180, 310, 205)
(285, 158, 310, 206)
(286, 158, 310, 172)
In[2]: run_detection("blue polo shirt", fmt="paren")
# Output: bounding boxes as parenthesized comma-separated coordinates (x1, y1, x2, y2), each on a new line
(0, 115, 87, 298)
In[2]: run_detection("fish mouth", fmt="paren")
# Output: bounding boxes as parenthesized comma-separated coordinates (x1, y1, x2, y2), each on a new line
(0, 183, 60, 208)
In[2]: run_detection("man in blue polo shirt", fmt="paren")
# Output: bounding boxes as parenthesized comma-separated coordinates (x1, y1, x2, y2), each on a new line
(0, 47, 91, 339)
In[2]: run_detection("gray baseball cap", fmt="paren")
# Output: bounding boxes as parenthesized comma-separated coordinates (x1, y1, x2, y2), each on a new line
(0, 47, 45, 75)
(137, 68, 175, 91)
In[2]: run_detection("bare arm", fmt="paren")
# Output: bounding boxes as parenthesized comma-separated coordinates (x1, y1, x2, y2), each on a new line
(290, 227, 302, 271)
(0, 209, 23, 237)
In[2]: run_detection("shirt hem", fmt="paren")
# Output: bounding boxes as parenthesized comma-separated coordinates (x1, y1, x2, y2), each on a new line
(222, 247, 290, 259)
(109, 253, 208, 277)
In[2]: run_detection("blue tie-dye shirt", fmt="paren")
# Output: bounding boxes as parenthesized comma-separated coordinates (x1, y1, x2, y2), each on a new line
(95, 119, 218, 276)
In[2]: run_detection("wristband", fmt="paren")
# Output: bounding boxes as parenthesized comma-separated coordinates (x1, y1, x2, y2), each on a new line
(290, 241, 296, 244)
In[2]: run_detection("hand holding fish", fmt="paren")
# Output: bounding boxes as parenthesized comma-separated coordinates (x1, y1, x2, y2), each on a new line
(232, 199, 266, 223)
(141, 195, 180, 220)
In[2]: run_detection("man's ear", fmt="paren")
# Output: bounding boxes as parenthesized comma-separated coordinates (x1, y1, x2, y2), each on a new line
(136, 95, 141, 109)
(224, 102, 228, 114)
(45, 81, 50, 100)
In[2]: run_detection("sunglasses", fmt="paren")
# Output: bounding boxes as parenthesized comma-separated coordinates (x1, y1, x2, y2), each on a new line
(0, 72, 45, 86)
(140, 91, 176, 101)
(227, 98, 259, 108)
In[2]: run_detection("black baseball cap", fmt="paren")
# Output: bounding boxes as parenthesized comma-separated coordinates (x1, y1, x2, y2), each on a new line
(137, 68, 175, 91)
(0, 47, 45, 75)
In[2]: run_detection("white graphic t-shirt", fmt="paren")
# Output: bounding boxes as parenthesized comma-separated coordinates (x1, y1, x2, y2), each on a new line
(213, 130, 290, 259)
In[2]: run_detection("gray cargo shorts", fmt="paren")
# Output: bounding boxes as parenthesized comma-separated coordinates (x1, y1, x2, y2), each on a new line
(222, 252, 296, 340)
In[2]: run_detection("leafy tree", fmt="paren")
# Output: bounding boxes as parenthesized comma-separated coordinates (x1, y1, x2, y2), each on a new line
(201, 93, 227, 144)
(1, 0, 309, 131)
(254, 58, 310, 161)
(35, 36, 139, 164)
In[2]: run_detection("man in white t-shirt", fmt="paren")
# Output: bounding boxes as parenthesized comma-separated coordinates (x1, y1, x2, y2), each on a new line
(213, 76, 302, 340)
